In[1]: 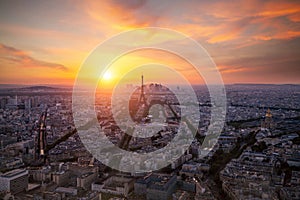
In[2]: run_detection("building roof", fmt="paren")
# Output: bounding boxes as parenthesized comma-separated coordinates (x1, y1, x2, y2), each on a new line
(0, 168, 28, 179)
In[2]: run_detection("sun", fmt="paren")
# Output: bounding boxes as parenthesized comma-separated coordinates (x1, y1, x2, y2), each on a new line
(103, 70, 112, 81)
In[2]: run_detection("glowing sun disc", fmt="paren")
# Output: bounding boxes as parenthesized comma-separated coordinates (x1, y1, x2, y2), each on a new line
(103, 71, 112, 80)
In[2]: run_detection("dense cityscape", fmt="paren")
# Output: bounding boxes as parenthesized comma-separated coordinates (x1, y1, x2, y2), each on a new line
(0, 83, 299, 200)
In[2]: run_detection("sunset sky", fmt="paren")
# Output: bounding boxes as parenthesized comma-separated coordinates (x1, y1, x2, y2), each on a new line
(0, 0, 300, 86)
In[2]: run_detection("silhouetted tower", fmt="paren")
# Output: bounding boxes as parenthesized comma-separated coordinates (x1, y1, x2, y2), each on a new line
(119, 75, 148, 149)
(34, 109, 48, 164)
(138, 74, 147, 105)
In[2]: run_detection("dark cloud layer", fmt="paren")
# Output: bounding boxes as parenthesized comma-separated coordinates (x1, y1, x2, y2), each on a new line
(0, 44, 68, 71)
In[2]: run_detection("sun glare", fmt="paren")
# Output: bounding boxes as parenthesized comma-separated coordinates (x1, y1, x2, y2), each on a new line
(103, 71, 112, 81)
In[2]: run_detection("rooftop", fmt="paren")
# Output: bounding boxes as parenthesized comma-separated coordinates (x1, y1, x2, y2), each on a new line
(0, 168, 27, 179)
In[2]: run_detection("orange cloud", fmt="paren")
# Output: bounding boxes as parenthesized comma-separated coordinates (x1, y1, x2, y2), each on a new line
(83, 0, 300, 46)
(254, 31, 300, 41)
(0, 44, 68, 71)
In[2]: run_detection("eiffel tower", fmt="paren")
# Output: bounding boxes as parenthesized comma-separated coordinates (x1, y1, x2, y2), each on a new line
(119, 75, 148, 149)
(138, 74, 147, 105)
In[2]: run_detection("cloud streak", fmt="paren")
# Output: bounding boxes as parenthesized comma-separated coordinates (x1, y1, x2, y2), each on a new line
(0, 44, 68, 71)
(94, 0, 299, 45)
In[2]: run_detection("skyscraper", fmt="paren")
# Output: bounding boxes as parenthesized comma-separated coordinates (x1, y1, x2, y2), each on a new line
(261, 108, 273, 130)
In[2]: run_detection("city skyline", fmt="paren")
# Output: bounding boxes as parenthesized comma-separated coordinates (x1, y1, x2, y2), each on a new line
(1, 0, 300, 86)
(0, 1, 300, 199)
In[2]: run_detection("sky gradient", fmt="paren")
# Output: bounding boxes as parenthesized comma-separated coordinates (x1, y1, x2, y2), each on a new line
(0, 0, 300, 85)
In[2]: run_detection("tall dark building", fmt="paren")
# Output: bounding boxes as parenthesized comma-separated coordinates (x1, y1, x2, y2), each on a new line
(261, 108, 274, 130)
